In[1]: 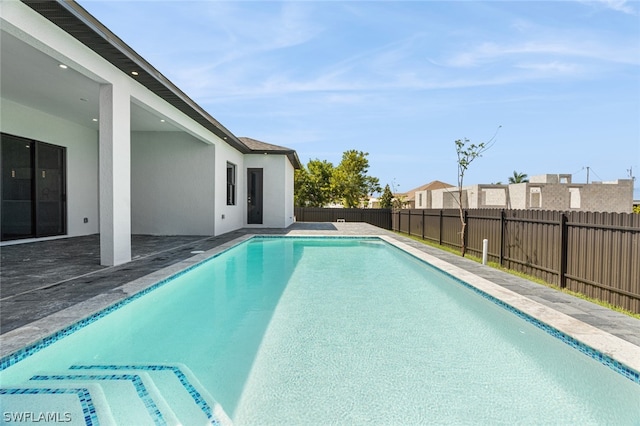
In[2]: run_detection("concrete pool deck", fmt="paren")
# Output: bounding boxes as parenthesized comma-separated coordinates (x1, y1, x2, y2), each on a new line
(1, 223, 639, 373)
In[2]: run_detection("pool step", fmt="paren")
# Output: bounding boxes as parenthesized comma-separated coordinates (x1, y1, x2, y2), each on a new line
(69, 364, 232, 425)
(0, 363, 231, 426)
(28, 370, 179, 425)
(0, 382, 115, 426)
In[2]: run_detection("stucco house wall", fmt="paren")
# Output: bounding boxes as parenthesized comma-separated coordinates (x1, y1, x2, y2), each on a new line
(131, 131, 217, 235)
(431, 188, 466, 209)
(214, 143, 246, 236)
(244, 154, 296, 228)
(507, 183, 527, 209)
(415, 190, 431, 209)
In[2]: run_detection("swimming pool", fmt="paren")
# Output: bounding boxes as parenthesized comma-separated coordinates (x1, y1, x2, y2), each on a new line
(1, 236, 639, 424)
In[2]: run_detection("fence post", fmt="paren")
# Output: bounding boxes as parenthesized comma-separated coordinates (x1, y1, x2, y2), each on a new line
(408, 210, 411, 237)
(499, 209, 505, 266)
(421, 210, 425, 240)
(463, 209, 468, 252)
(559, 212, 568, 289)
(439, 209, 443, 245)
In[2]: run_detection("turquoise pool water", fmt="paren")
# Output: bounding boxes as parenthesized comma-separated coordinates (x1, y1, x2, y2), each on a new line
(1, 237, 639, 424)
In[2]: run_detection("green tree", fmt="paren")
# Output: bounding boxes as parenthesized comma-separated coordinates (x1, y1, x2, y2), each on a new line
(379, 184, 394, 208)
(392, 194, 407, 209)
(331, 150, 381, 208)
(508, 171, 529, 184)
(455, 126, 500, 257)
(294, 159, 335, 206)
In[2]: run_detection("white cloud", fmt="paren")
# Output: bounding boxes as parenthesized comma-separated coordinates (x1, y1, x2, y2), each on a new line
(514, 61, 581, 74)
(583, 0, 640, 15)
(444, 40, 633, 68)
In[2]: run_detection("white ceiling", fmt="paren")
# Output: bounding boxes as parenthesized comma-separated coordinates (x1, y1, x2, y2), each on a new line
(1, 30, 179, 133)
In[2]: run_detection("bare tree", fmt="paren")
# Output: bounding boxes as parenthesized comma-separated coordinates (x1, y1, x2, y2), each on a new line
(455, 126, 501, 256)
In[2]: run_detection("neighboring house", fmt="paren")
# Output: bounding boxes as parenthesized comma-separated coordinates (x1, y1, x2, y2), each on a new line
(423, 174, 634, 213)
(392, 180, 454, 209)
(411, 181, 455, 209)
(0, 1, 300, 266)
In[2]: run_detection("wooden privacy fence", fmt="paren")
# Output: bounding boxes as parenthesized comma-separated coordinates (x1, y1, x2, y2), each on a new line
(393, 209, 640, 314)
(294, 207, 392, 230)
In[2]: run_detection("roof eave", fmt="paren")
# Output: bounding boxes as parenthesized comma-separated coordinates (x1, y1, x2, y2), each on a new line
(22, 0, 250, 154)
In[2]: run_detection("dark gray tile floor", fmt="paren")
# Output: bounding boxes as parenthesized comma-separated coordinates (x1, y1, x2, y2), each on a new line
(1, 223, 639, 349)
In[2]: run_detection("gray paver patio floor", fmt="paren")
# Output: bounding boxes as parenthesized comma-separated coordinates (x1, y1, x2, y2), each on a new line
(1, 222, 639, 352)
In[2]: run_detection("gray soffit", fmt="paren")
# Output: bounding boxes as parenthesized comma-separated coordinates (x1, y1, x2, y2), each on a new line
(22, 0, 250, 154)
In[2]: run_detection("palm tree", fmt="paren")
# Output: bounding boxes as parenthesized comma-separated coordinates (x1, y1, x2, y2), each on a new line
(508, 171, 529, 184)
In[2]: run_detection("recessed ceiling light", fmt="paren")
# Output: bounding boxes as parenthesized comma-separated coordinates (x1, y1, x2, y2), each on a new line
(59, 64, 68, 69)
(131, 71, 139, 76)
(160, 119, 165, 122)
(92, 118, 98, 122)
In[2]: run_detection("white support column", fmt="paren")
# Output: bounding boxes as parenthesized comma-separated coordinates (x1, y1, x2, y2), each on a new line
(99, 83, 131, 266)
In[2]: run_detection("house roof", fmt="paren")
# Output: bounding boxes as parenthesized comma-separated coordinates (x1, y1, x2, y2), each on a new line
(397, 180, 454, 200)
(239, 137, 302, 169)
(20, 1, 270, 157)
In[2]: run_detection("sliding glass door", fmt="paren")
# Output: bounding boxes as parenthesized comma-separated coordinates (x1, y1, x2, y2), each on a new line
(1, 133, 66, 241)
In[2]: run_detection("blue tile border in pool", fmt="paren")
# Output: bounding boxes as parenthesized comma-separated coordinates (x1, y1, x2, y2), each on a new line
(383, 240, 640, 385)
(470, 285, 640, 384)
(0, 387, 98, 426)
(70, 364, 222, 426)
(30, 374, 165, 426)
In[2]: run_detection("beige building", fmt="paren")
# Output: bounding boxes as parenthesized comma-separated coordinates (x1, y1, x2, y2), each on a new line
(415, 174, 634, 213)
(400, 181, 454, 209)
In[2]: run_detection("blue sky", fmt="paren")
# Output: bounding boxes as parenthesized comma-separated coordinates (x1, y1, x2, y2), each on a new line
(79, 0, 639, 197)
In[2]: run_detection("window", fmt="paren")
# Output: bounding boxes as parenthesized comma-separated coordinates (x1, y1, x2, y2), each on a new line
(226, 162, 236, 205)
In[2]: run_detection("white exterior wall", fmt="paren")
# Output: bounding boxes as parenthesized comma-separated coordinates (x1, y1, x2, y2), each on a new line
(131, 132, 216, 235)
(284, 158, 295, 227)
(431, 188, 465, 209)
(467, 185, 479, 209)
(0, 98, 99, 237)
(431, 189, 445, 209)
(215, 143, 245, 235)
(244, 154, 295, 228)
(507, 183, 528, 209)
(415, 190, 428, 209)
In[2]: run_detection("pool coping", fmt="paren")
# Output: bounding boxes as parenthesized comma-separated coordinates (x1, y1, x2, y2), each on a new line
(1, 233, 639, 381)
